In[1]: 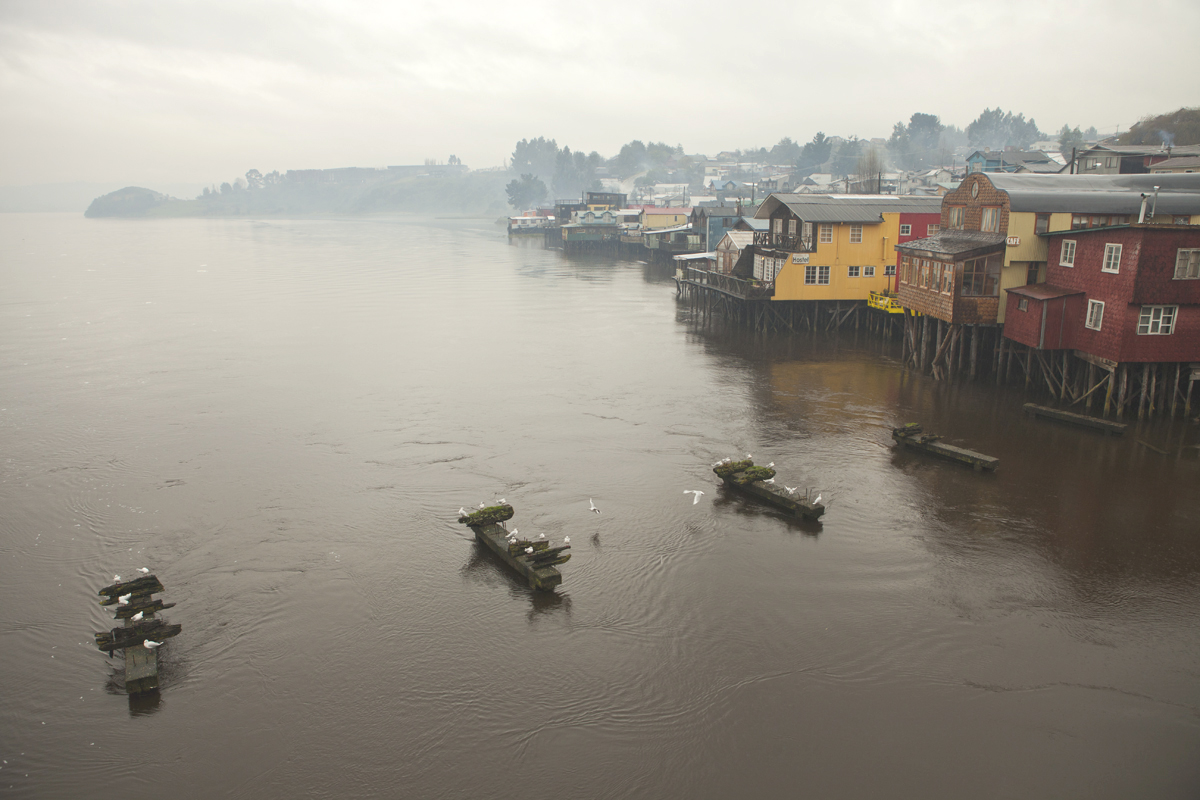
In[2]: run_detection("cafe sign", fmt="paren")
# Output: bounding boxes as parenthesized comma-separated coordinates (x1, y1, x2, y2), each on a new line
(1006, 236, 1020, 246)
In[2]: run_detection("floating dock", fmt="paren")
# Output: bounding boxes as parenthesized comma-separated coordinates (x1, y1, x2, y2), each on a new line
(95, 574, 181, 694)
(460, 505, 569, 591)
(1022, 403, 1127, 435)
(891, 423, 998, 471)
(713, 459, 825, 520)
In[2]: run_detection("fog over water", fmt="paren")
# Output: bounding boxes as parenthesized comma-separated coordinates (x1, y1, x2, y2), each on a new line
(0, 213, 1197, 798)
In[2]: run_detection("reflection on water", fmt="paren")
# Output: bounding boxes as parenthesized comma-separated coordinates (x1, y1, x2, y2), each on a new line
(1, 213, 1198, 800)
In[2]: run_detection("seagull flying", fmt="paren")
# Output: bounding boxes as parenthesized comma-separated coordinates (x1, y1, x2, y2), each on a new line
(143, 640, 163, 650)
(118, 593, 132, 605)
(131, 612, 143, 621)
(683, 490, 705, 505)
(784, 486, 797, 494)
(137, 567, 149, 574)
(589, 498, 600, 514)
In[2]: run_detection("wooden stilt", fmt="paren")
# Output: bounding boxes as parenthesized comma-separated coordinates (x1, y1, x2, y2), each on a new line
(1148, 363, 1159, 417)
(1103, 368, 1115, 417)
(969, 325, 979, 380)
(1138, 362, 1150, 419)
(1117, 364, 1129, 416)
(1171, 362, 1181, 418)
(1085, 363, 1097, 413)
(1060, 351, 1070, 402)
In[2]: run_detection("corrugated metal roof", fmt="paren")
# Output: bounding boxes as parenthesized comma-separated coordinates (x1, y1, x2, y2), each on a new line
(984, 173, 1200, 214)
(895, 230, 1006, 259)
(673, 252, 716, 261)
(755, 193, 942, 223)
(643, 224, 693, 235)
(1006, 283, 1084, 300)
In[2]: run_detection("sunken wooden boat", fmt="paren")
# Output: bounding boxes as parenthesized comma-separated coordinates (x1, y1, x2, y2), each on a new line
(95, 574, 181, 694)
(891, 423, 998, 471)
(459, 504, 569, 591)
(713, 459, 825, 520)
(1022, 403, 1127, 435)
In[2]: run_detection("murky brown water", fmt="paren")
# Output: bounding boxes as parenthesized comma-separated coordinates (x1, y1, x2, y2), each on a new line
(2, 213, 1198, 799)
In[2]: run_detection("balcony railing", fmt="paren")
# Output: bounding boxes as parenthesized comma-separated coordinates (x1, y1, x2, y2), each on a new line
(868, 290, 905, 314)
(753, 232, 816, 252)
(681, 266, 774, 300)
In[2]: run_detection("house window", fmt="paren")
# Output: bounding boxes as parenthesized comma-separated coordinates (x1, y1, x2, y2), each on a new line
(818, 266, 830, 285)
(802, 221, 813, 243)
(900, 224, 912, 236)
(961, 255, 1000, 296)
(1017, 297, 1029, 312)
(863, 265, 876, 277)
(849, 224, 863, 244)
(1138, 305, 1177, 335)
(788, 219, 797, 236)
(927, 224, 939, 235)
(948, 207, 965, 229)
(1060, 240, 1076, 267)
(1105, 157, 1117, 168)
(819, 224, 833, 244)
(1174, 216, 1190, 225)
(885, 263, 896, 276)
(1085, 299, 1104, 330)
(1175, 249, 1200, 279)
(1026, 262, 1041, 284)
(981, 207, 1000, 233)
(900, 256, 910, 283)
(942, 265, 953, 293)
(1101, 243, 1122, 273)
(805, 265, 817, 284)
(773, 218, 783, 235)
(1035, 213, 1050, 235)
(848, 265, 860, 277)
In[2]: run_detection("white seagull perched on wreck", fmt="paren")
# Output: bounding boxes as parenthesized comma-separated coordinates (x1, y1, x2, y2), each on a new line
(683, 490, 705, 505)
(459, 507, 468, 517)
(131, 611, 143, 621)
(764, 478, 775, 484)
(113, 575, 121, 583)
(117, 593, 132, 605)
(814, 494, 822, 505)
(143, 640, 162, 650)
(538, 533, 546, 539)
(525, 547, 534, 554)
(766, 462, 774, 468)
(498, 498, 506, 504)
(589, 498, 600, 514)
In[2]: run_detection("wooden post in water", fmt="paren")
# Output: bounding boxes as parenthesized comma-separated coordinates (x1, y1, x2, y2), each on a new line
(969, 325, 979, 380)
(1171, 363, 1181, 418)
(1103, 368, 1115, 417)
(1060, 351, 1070, 402)
(919, 315, 930, 373)
(1138, 362, 1150, 419)
(1149, 363, 1159, 417)
(1085, 362, 1096, 413)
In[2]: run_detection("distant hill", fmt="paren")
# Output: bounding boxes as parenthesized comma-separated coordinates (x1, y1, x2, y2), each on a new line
(84, 186, 174, 217)
(1118, 107, 1200, 147)
(81, 170, 510, 218)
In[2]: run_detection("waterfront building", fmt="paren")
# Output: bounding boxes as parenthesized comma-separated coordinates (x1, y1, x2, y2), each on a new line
(690, 206, 743, 250)
(640, 207, 692, 230)
(752, 194, 941, 301)
(965, 150, 1061, 174)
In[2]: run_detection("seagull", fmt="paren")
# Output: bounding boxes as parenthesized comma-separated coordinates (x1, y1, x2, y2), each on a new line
(538, 533, 546, 539)
(683, 490, 705, 505)
(746, 454, 752, 460)
(458, 507, 468, 517)
(563, 536, 570, 544)
(118, 593, 132, 605)
(143, 640, 162, 650)
(784, 486, 797, 494)
(525, 547, 534, 554)
(589, 498, 600, 514)
(478, 502, 485, 508)
(131, 612, 143, 621)
(766, 462, 774, 468)
(510, 529, 518, 538)
(113, 575, 121, 583)
(764, 478, 775, 484)
(498, 498, 506, 504)
(137, 567, 149, 574)
(814, 494, 822, 505)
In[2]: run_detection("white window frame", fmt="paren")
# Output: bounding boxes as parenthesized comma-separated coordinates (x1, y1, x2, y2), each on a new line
(948, 208, 965, 230)
(1085, 299, 1104, 331)
(849, 224, 863, 244)
(1175, 248, 1200, 279)
(1101, 243, 1122, 273)
(1137, 305, 1177, 335)
(885, 263, 896, 277)
(1017, 297, 1029, 312)
(1060, 240, 1076, 267)
(848, 265, 860, 278)
(817, 265, 830, 285)
(927, 224, 939, 235)
(899, 224, 912, 236)
(863, 265, 876, 278)
(942, 265, 953, 294)
(818, 224, 833, 244)
(804, 265, 817, 285)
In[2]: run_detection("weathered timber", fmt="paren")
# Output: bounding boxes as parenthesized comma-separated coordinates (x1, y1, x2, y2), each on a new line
(458, 505, 515, 527)
(473, 522, 564, 591)
(1023, 403, 1127, 435)
(507, 539, 550, 557)
(94, 619, 182, 651)
(113, 599, 176, 620)
(98, 575, 164, 602)
(713, 461, 824, 520)
(891, 423, 998, 472)
(528, 545, 571, 561)
(125, 631, 159, 694)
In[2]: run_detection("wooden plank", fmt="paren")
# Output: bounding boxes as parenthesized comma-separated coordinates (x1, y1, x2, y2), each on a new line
(125, 639, 159, 694)
(472, 523, 564, 591)
(1023, 403, 1127, 435)
(98, 575, 164, 602)
(94, 619, 182, 651)
(723, 475, 825, 520)
(891, 424, 999, 471)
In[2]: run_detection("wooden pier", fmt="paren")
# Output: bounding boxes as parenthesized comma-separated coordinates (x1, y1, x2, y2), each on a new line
(1022, 403, 1127, 435)
(891, 423, 999, 471)
(95, 574, 181, 694)
(713, 459, 825, 520)
(460, 505, 569, 591)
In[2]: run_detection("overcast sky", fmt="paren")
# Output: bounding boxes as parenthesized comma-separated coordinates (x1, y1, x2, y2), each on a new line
(2, 0, 1197, 188)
